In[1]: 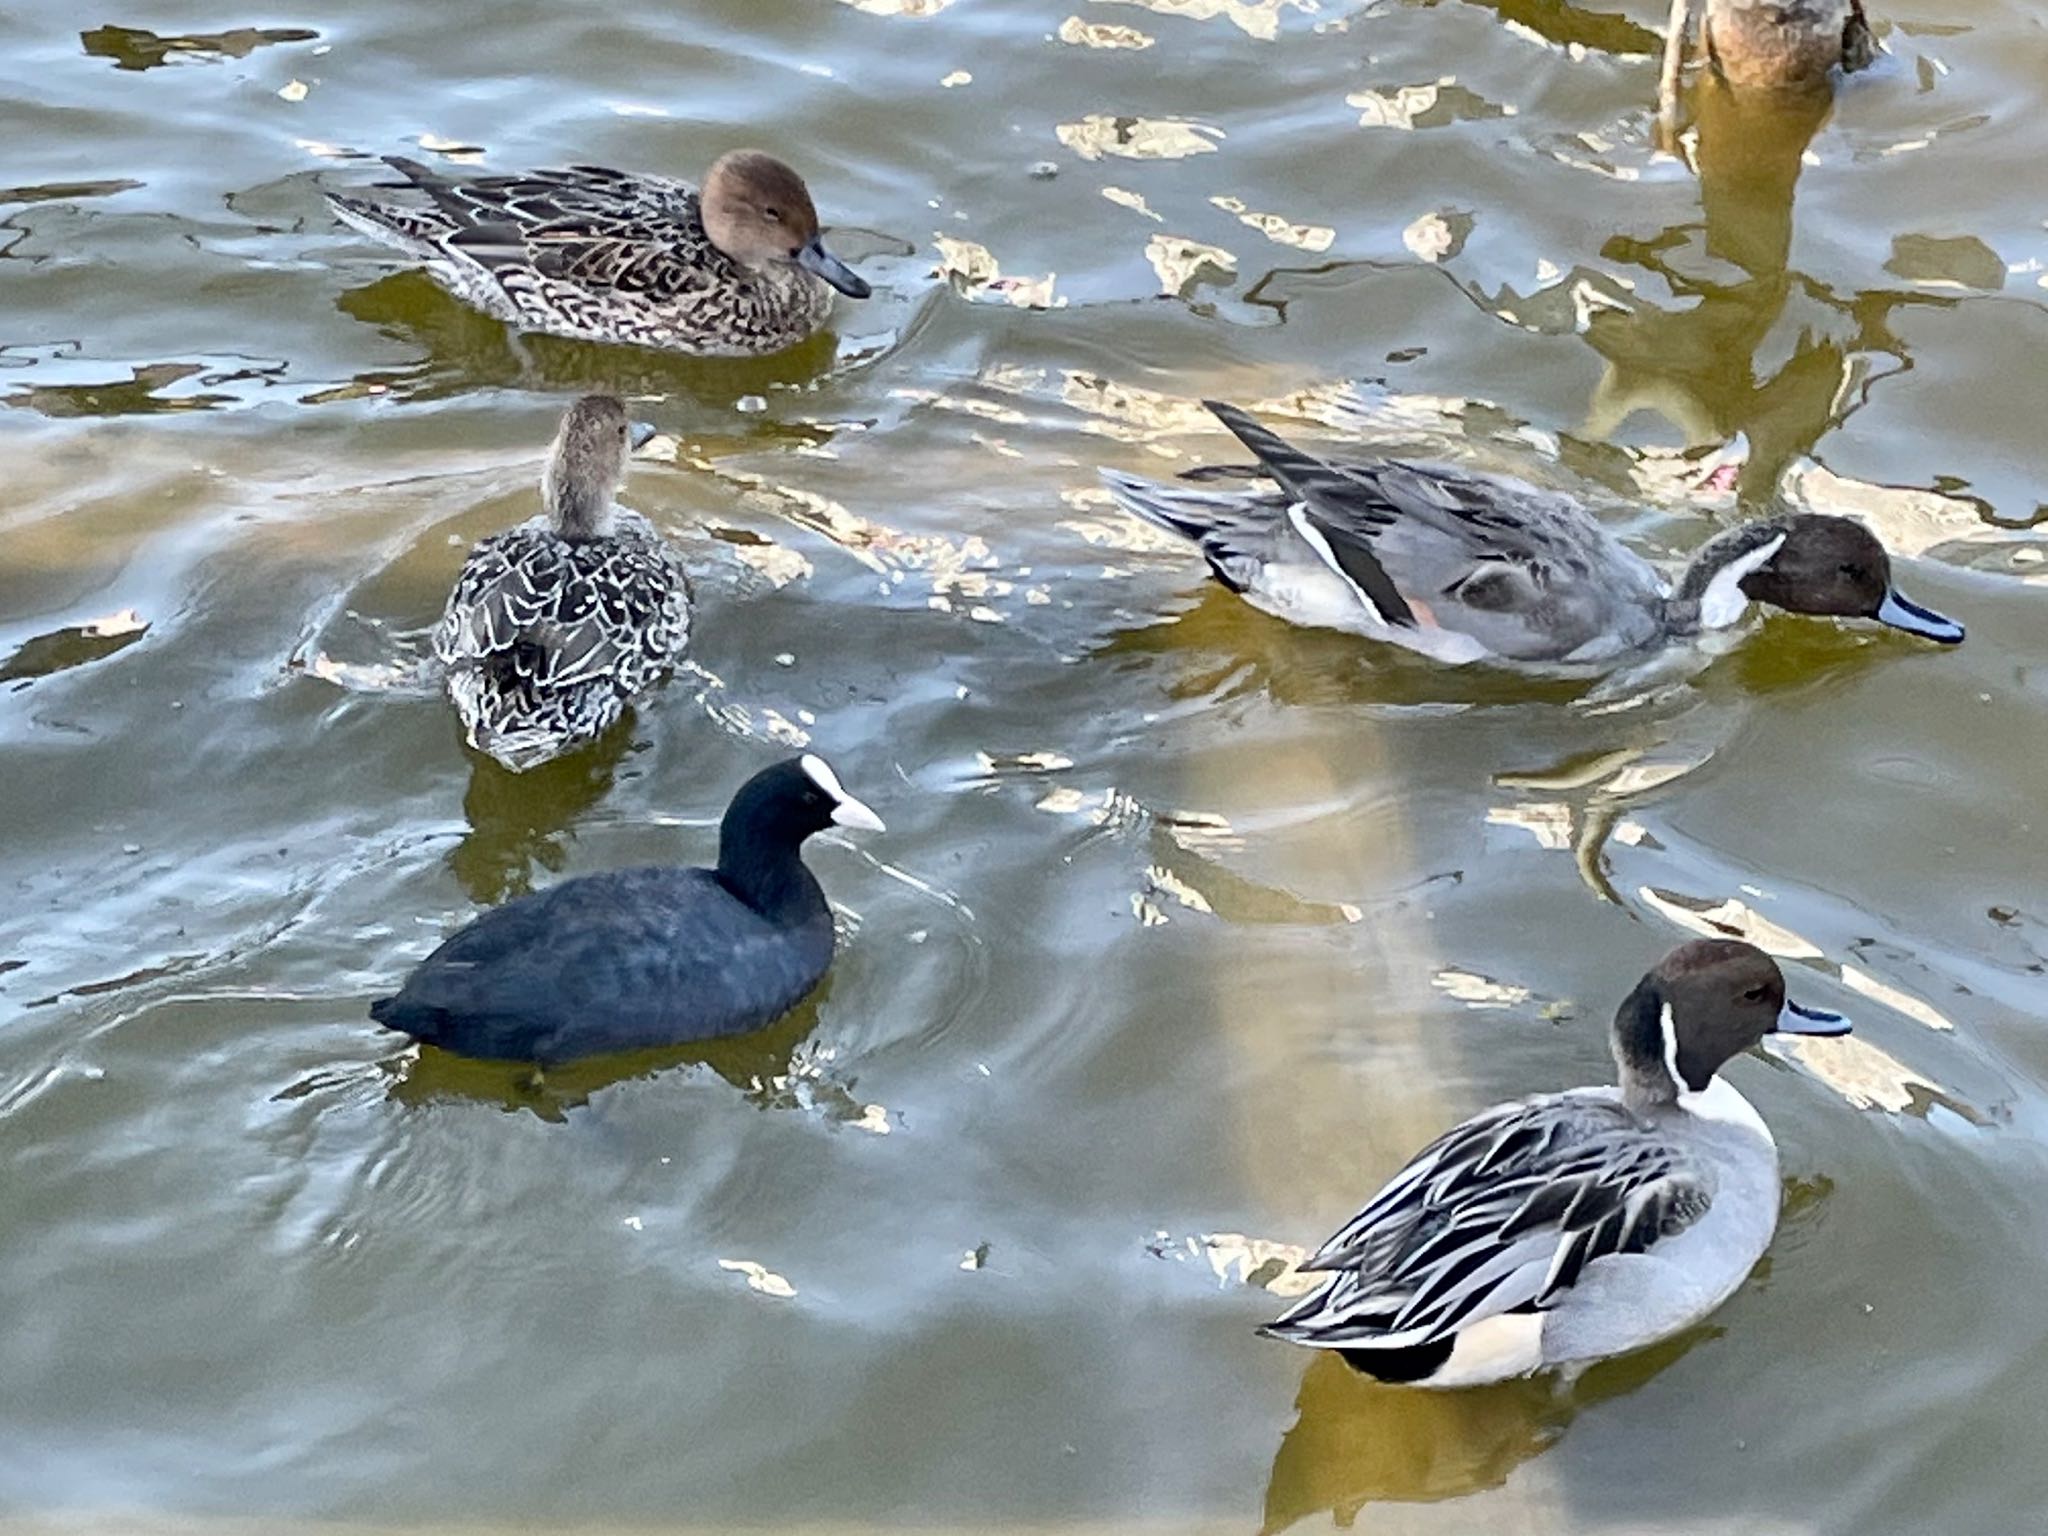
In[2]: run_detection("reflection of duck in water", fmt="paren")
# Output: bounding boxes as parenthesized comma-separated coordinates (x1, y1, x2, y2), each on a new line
(435, 394, 691, 773)
(328, 150, 871, 356)
(447, 717, 635, 906)
(1102, 402, 1963, 672)
(1262, 940, 1848, 1386)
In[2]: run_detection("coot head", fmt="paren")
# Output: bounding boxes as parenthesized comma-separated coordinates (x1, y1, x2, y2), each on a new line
(720, 753, 884, 855)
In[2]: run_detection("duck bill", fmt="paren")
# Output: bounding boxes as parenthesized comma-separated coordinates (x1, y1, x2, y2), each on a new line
(830, 793, 885, 834)
(1874, 588, 1964, 645)
(629, 421, 658, 450)
(1776, 998, 1851, 1037)
(795, 236, 871, 299)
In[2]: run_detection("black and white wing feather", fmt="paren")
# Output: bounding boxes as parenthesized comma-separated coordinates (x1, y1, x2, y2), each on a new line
(434, 512, 691, 772)
(1265, 1093, 1713, 1352)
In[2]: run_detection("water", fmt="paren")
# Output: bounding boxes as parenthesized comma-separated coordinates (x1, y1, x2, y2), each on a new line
(1, 0, 2045, 1530)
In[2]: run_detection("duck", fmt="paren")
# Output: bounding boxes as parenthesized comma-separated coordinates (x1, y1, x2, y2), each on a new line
(434, 394, 690, 772)
(327, 150, 871, 356)
(370, 754, 884, 1063)
(1263, 938, 1851, 1387)
(1099, 401, 1962, 671)
(1699, 0, 1876, 92)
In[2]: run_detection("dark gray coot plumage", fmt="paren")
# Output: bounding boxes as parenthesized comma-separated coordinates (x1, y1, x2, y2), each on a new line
(370, 755, 884, 1063)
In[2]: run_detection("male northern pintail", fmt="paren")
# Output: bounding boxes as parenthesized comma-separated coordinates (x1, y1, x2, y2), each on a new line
(371, 756, 884, 1063)
(1701, 0, 1875, 90)
(1264, 939, 1851, 1387)
(1100, 402, 1962, 671)
(328, 150, 871, 356)
(435, 394, 690, 772)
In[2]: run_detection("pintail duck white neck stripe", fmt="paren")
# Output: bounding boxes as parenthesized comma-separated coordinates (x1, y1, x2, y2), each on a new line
(1696, 532, 1785, 629)
(1659, 1001, 1689, 1094)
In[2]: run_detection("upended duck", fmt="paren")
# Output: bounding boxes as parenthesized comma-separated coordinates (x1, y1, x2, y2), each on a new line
(435, 394, 689, 773)
(1264, 939, 1850, 1387)
(327, 150, 871, 356)
(371, 755, 884, 1063)
(1101, 402, 1962, 671)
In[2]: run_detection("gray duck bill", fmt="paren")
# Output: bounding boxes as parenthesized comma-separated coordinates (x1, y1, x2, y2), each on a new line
(795, 235, 871, 299)
(1875, 588, 1964, 645)
(1777, 998, 1851, 1037)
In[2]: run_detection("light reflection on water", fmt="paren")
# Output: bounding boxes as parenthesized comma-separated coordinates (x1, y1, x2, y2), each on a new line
(0, 0, 2046, 1530)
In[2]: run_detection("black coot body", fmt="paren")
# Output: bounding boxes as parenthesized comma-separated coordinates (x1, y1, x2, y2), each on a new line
(370, 755, 883, 1063)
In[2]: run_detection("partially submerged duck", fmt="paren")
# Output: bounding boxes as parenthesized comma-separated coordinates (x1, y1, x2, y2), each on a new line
(370, 755, 884, 1063)
(328, 150, 871, 356)
(436, 394, 690, 772)
(1264, 939, 1851, 1387)
(1100, 401, 1962, 671)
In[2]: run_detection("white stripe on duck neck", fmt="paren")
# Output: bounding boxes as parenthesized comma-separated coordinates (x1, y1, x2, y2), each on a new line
(1695, 532, 1786, 630)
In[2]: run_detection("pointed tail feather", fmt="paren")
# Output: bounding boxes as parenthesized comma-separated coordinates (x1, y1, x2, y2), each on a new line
(1201, 400, 1343, 502)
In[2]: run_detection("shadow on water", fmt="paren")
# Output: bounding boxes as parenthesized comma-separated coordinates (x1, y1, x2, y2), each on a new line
(378, 988, 829, 1120)
(447, 719, 641, 905)
(328, 269, 845, 408)
(1257, 1327, 1715, 1532)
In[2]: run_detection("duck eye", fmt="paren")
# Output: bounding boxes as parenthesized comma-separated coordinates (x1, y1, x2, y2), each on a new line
(1838, 563, 1861, 580)
(1742, 985, 1770, 1003)
(762, 206, 782, 223)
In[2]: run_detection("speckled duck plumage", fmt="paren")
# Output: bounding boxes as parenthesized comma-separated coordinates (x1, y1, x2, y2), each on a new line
(434, 395, 691, 772)
(328, 150, 871, 356)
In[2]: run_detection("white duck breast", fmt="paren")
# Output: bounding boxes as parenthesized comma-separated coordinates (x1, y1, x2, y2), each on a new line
(1262, 939, 1853, 1387)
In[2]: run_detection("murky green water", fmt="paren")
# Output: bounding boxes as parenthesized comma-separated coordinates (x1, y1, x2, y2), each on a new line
(3, 0, 2046, 1530)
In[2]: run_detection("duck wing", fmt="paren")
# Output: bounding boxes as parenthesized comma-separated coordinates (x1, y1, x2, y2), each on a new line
(370, 159, 719, 298)
(1264, 1093, 1711, 1352)
(435, 517, 692, 769)
(1203, 402, 1665, 662)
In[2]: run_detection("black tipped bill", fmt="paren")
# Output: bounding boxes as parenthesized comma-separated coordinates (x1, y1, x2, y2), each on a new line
(1875, 588, 1964, 645)
(795, 235, 871, 299)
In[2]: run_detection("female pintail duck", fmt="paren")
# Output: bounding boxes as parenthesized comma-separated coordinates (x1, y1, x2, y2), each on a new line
(436, 394, 690, 773)
(327, 150, 871, 356)
(1700, 0, 1876, 92)
(1100, 402, 1962, 671)
(1264, 939, 1851, 1387)
(371, 755, 884, 1063)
